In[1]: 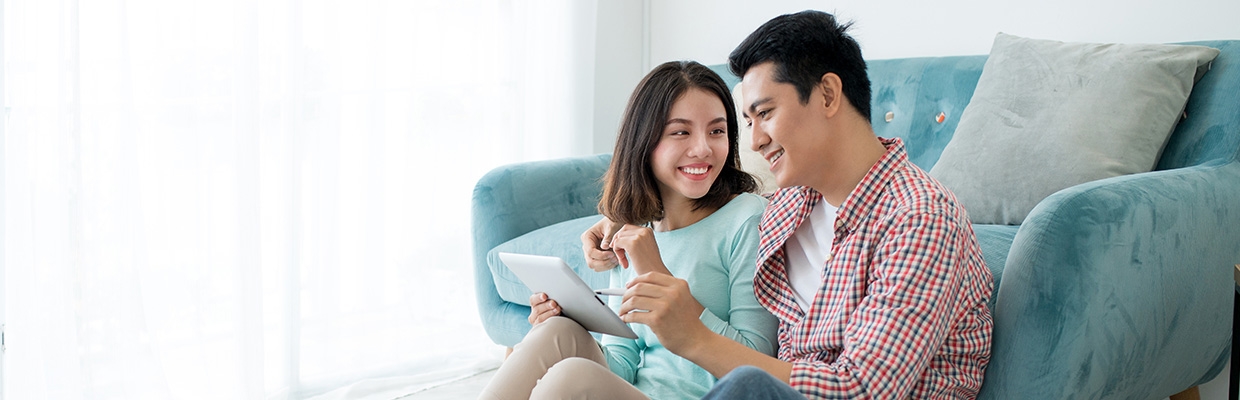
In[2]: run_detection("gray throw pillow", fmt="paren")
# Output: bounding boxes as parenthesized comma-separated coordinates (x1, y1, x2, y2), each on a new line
(929, 33, 1219, 225)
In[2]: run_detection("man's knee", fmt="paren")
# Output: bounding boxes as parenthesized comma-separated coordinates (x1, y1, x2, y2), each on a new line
(704, 366, 799, 400)
(719, 365, 777, 386)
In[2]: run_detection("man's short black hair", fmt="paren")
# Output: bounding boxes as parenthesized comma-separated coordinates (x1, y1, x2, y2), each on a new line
(729, 10, 872, 121)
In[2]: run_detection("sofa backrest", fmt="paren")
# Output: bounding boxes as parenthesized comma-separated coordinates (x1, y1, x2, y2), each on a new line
(1157, 40, 1240, 169)
(711, 39, 1240, 172)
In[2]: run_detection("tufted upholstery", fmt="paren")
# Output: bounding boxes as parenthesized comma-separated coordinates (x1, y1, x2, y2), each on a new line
(472, 41, 1240, 398)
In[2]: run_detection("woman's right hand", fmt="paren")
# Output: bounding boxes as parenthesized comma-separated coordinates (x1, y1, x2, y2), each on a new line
(581, 217, 621, 272)
(528, 292, 561, 326)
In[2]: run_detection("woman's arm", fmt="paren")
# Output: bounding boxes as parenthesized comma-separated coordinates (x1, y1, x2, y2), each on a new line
(697, 213, 778, 355)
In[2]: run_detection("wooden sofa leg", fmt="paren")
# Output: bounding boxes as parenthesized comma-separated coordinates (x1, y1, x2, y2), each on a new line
(1169, 386, 1200, 400)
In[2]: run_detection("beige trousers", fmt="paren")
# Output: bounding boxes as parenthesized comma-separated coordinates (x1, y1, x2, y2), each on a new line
(479, 316, 648, 400)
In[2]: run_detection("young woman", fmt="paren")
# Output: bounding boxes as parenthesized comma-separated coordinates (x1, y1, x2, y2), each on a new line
(479, 61, 777, 400)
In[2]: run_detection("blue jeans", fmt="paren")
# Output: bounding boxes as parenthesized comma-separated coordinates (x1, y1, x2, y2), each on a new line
(702, 366, 805, 399)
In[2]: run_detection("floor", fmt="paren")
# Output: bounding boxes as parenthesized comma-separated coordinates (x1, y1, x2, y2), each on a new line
(405, 368, 496, 399)
(406, 363, 1231, 399)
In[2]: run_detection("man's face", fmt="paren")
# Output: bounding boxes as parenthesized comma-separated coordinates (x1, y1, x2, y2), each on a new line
(740, 62, 831, 189)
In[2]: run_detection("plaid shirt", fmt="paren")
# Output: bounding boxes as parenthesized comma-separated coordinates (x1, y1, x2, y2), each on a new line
(754, 138, 993, 399)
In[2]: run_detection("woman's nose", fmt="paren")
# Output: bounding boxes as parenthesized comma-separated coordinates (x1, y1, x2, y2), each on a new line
(688, 133, 713, 157)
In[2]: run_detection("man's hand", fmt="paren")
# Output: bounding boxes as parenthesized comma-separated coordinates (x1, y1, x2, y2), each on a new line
(618, 272, 709, 353)
(527, 292, 561, 326)
(581, 218, 620, 272)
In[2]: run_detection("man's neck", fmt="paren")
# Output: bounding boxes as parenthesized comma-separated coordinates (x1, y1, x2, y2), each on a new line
(812, 120, 887, 207)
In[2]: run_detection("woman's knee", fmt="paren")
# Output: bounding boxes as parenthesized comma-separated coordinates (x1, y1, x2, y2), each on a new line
(526, 317, 586, 340)
(531, 357, 611, 397)
(517, 317, 593, 351)
(508, 317, 595, 361)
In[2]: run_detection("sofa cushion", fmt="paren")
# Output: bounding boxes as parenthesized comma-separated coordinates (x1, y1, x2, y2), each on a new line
(929, 33, 1220, 225)
(487, 214, 610, 305)
(972, 223, 1019, 311)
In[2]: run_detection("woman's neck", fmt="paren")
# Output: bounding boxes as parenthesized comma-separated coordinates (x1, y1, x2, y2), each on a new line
(653, 194, 726, 232)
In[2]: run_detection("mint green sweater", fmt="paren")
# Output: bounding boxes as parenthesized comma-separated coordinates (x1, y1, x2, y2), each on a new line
(601, 193, 778, 399)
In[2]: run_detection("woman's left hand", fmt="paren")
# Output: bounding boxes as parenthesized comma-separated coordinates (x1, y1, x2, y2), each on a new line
(607, 224, 672, 276)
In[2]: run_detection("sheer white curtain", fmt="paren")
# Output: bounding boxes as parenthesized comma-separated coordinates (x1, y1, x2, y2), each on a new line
(3, 0, 597, 398)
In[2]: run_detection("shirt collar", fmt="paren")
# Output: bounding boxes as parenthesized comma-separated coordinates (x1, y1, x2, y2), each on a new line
(834, 137, 906, 234)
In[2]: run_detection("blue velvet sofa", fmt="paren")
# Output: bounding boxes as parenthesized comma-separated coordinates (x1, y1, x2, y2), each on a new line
(471, 40, 1240, 398)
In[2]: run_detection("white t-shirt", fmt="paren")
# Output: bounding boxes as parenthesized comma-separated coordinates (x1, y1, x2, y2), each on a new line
(783, 199, 837, 312)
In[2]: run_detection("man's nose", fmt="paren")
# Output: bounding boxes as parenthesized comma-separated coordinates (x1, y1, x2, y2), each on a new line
(750, 124, 768, 152)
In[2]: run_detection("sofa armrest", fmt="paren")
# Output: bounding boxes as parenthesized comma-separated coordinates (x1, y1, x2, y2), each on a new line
(980, 162, 1240, 399)
(470, 154, 612, 346)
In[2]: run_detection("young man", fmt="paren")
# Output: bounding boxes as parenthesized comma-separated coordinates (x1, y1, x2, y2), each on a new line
(581, 10, 994, 399)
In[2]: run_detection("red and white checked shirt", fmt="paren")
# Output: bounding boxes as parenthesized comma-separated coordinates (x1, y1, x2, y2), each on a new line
(754, 138, 994, 399)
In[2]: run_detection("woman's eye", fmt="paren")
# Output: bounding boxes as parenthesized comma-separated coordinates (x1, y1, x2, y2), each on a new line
(711, 129, 727, 135)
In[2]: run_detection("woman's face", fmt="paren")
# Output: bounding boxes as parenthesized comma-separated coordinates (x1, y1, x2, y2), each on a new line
(650, 87, 731, 204)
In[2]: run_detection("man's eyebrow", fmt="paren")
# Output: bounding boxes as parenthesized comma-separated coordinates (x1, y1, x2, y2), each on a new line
(746, 97, 774, 116)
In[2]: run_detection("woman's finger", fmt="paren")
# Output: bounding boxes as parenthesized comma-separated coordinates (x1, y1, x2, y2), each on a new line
(529, 300, 561, 325)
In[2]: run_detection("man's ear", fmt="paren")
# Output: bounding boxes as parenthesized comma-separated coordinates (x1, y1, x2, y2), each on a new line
(817, 73, 844, 118)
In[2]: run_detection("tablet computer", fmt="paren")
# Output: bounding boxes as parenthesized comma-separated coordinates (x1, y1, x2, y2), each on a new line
(498, 252, 638, 339)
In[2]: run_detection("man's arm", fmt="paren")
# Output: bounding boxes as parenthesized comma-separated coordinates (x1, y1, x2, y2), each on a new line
(618, 272, 793, 381)
(580, 217, 620, 272)
(679, 324, 795, 381)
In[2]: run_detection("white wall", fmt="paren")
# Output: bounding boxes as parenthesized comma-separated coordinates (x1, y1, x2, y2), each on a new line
(649, 0, 1240, 65)
(593, 0, 646, 154)
(592, 0, 1240, 154)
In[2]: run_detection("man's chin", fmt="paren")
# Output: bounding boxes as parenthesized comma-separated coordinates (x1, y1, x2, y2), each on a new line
(773, 173, 794, 189)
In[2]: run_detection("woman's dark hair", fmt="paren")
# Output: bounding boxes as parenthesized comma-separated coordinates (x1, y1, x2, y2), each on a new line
(728, 10, 872, 121)
(599, 61, 758, 225)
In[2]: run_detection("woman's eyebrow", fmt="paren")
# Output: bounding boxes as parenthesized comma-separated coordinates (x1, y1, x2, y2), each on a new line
(665, 117, 728, 125)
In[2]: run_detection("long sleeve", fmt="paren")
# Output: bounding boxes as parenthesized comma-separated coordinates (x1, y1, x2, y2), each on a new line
(787, 212, 988, 399)
(594, 193, 783, 398)
(602, 269, 643, 383)
(698, 212, 778, 356)
(755, 139, 993, 399)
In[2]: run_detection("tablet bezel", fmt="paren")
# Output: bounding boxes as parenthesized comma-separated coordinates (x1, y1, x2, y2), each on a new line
(498, 252, 638, 339)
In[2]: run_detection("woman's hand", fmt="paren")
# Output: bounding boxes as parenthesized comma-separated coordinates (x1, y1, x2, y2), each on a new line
(608, 224, 672, 276)
(581, 218, 620, 272)
(527, 292, 561, 326)
(618, 272, 709, 354)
